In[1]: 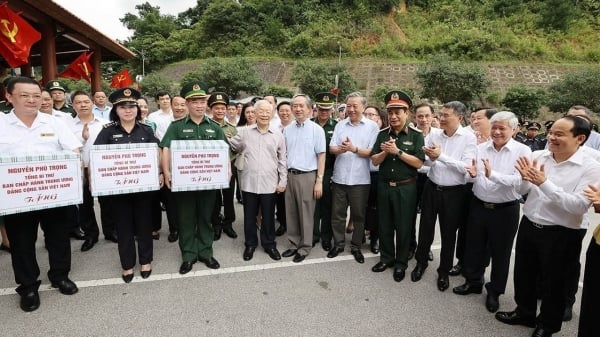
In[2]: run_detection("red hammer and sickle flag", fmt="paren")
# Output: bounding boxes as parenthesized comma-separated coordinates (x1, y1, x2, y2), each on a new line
(0, 4, 41, 68)
(59, 52, 94, 83)
(110, 68, 134, 88)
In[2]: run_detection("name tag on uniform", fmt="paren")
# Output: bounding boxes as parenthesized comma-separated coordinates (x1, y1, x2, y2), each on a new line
(206, 129, 215, 133)
(40, 133, 55, 137)
(182, 129, 194, 133)
(403, 141, 413, 145)
(327, 131, 333, 135)
(112, 134, 123, 138)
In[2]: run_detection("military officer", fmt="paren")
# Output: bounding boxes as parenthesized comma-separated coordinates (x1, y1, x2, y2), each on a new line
(160, 81, 228, 274)
(311, 92, 337, 251)
(370, 90, 425, 282)
(208, 92, 238, 241)
(45, 80, 76, 117)
(521, 121, 546, 151)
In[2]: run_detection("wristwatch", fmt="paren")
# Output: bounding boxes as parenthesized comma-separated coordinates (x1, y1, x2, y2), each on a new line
(396, 149, 404, 158)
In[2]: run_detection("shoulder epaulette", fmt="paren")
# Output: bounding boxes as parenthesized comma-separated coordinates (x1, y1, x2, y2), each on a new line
(103, 121, 117, 128)
(409, 124, 422, 133)
(225, 121, 236, 127)
(380, 126, 391, 133)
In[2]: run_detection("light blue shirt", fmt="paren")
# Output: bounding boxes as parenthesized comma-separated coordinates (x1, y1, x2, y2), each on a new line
(92, 105, 111, 120)
(330, 116, 379, 185)
(284, 119, 326, 171)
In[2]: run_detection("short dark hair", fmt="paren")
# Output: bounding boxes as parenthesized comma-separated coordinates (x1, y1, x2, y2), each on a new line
(472, 106, 498, 119)
(414, 103, 434, 114)
(71, 90, 91, 101)
(6, 76, 40, 94)
(560, 115, 592, 145)
(264, 94, 278, 104)
(442, 101, 467, 117)
(277, 101, 291, 111)
(155, 91, 171, 101)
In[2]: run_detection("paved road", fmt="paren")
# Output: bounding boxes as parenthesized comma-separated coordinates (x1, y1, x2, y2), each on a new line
(0, 202, 590, 337)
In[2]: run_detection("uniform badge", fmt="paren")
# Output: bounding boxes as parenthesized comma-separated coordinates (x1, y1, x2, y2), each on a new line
(52, 81, 59, 87)
(403, 141, 413, 145)
(391, 92, 399, 100)
(112, 134, 123, 138)
(323, 95, 330, 102)
(182, 129, 194, 133)
(216, 94, 222, 100)
(123, 89, 131, 97)
(193, 84, 200, 90)
(206, 129, 215, 133)
(40, 133, 55, 137)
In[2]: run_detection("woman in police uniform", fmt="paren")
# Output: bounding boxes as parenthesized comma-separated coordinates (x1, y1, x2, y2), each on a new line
(94, 88, 161, 283)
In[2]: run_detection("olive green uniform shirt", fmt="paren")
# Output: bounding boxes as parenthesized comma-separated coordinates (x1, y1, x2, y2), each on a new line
(371, 124, 425, 181)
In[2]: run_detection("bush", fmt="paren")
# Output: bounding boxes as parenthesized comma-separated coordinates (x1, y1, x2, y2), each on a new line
(138, 73, 177, 98)
(291, 61, 358, 99)
(264, 84, 294, 98)
(547, 68, 600, 113)
(501, 86, 547, 120)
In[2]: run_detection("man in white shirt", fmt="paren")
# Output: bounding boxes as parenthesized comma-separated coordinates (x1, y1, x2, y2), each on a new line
(452, 111, 531, 314)
(147, 91, 173, 140)
(92, 91, 111, 120)
(495, 115, 600, 337)
(410, 101, 477, 292)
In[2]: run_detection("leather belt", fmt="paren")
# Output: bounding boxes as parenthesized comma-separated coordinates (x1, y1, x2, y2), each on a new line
(428, 181, 463, 192)
(288, 169, 316, 175)
(523, 216, 557, 230)
(474, 197, 519, 209)
(386, 176, 417, 187)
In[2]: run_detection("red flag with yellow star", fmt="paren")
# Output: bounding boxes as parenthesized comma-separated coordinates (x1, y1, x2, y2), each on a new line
(0, 3, 41, 68)
(110, 69, 134, 88)
(59, 52, 94, 83)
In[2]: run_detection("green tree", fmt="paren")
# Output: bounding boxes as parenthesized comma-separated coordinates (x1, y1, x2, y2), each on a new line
(264, 84, 294, 98)
(416, 54, 490, 105)
(291, 62, 358, 99)
(547, 68, 600, 113)
(181, 58, 264, 99)
(538, 0, 579, 32)
(120, 2, 180, 39)
(501, 85, 547, 120)
(139, 73, 176, 99)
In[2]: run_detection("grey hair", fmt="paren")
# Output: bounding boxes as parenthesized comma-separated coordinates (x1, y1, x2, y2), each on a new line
(489, 111, 519, 129)
(442, 101, 467, 117)
(292, 94, 312, 108)
(568, 105, 594, 116)
(253, 99, 273, 112)
(345, 91, 367, 106)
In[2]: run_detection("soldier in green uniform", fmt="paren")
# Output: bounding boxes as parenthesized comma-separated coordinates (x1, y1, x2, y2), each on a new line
(160, 81, 228, 274)
(208, 92, 238, 241)
(370, 90, 425, 282)
(46, 80, 76, 117)
(311, 92, 337, 251)
(0, 76, 12, 113)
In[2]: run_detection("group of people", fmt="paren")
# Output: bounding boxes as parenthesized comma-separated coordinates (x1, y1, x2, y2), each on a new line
(0, 76, 598, 337)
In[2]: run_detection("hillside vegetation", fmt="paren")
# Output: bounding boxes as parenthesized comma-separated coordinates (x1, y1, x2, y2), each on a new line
(119, 0, 600, 74)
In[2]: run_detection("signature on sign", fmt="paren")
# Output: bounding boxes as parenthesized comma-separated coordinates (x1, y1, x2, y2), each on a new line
(24, 194, 58, 204)
(191, 176, 212, 183)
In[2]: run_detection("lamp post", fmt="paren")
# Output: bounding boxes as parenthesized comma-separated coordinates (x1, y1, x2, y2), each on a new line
(130, 47, 145, 79)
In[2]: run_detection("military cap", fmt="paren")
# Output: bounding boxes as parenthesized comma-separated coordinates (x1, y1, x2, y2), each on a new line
(544, 120, 555, 129)
(45, 80, 67, 92)
(338, 103, 347, 111)
(208, 92, 229, 107)
(314, 92, 336, 109)
(384, 90, 412, 109)
(527, 121, 541, 130)
(522, 120, 530, 128)
(180, 81, 208, 99)
(108, 87, 141, 106)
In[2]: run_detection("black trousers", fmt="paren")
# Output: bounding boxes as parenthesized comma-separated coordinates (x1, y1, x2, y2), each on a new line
(364, 171, 379, 242)
(4, 207, 71, 295)
(564, 228, 586, 306)
(578, 237, 600, 337)
(212, 174, 236, 230)
(276, 191, 286, 229)
(150, 190, 162, 232)
(242, 191, 276, 250)
(456, 183, 474, 264)
(415, 180, 466, 275)
(462, 197, 519, 295)
(514, 217, 582, 333)
(79, 170, 99, 240)
(160, 185, 178, 234)
(110, 192, 154, 270)
(98, 195, 116, 238)
(410, 173, 428, 251)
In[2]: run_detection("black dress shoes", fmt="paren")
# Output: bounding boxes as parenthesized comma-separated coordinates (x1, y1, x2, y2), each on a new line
(452, 282, 483, 295)
(200, 256, 220, 269)
(282, 249, 297, 258)
(293, 252, 306, 263)
(20, 291, 40, 312)
(51, 279, 78, 295)
(122, 273, 134, 283)
(437, 274, 449, 291)
(562, 304, 573, 321)
(370, 240, 379, 254)
(243, 247, 255, 261)
(69, 228, 86, 240)
(371, 262, 393, 273)
(486, 293, 500, 313)
(275, 226, 286, 236)
(105, 234, 118, 243)
(495, 310, 536, 328)
(265, 248, 281, 261)
(393, 268, 405, 282)
(223, 227, 238, 239)
(167, 231, 178, 243)
(321, 240, 332, 252)
(81, 238, 98, 252)
(213, 227, 222, 241)
(351, 250, 365, 264)
(179, 260, 196, 274)
(327, 247, 343, 258)
(448, 263, 462, 276)
(531, 327, 553, 337)
(140, 269, 152, 279)
(411, 264, 427, 282)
